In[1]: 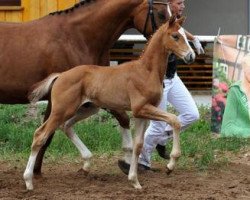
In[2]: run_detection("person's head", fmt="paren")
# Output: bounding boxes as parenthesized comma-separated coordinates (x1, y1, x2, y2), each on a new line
(168, 0, 185, 18)
(241, 54, 250, 83)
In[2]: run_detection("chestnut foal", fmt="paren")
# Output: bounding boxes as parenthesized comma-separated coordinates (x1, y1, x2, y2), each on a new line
(24, 16, 195, 190)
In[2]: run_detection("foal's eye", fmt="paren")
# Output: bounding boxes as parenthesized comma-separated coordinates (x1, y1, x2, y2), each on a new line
(171, 34, 179, 41)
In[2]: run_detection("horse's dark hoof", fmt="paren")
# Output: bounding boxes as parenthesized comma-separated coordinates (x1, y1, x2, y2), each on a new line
(166, 167, 173, 175)
(118, 160, 152, 175)
(118, 160, 130, 175)
(156, 144, 170, 159)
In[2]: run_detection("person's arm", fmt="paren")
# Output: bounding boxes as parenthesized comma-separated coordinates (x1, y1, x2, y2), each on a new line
(184, 29, 205, 55)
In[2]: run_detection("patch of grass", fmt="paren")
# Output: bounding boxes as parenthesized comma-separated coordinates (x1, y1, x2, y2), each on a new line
(161, 106, 249, 170)
(0, 104, 121, 159)
(0, 104, 38, 156)
(0, 104, 249, 170)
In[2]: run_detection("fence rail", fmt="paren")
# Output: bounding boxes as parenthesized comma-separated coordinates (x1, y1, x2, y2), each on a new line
(110, 35, 215, 91)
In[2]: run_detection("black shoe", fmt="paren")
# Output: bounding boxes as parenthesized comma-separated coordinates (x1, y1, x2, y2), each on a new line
(138, 163, 151, 171)
(156, 144, 170, 159)
(118, 160, 150, 175)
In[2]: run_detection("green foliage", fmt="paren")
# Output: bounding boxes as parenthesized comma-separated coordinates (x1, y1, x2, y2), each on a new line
(0, 105, 121, 159)
(0, 104, 37, 155)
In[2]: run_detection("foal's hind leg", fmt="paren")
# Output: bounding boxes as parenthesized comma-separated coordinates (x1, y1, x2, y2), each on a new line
(23, 115, 62, 190)
(33, 100, 52, 176)
(62, 104, 100, 174)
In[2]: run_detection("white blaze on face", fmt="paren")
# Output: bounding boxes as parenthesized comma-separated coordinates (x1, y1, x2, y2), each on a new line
(178, 27, 195, 56)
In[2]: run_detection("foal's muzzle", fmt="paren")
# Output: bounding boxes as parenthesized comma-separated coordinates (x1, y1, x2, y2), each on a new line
(184, 52, 195, 64)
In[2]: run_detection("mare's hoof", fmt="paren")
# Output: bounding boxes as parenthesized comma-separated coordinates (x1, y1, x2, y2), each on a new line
(156, 144, 170, 159)
(118, 160, 130, 175)
(118, 160, 152, 175)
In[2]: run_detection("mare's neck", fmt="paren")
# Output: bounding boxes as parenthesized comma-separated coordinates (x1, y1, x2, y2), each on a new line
(140, 28, 170, 83)
(61, 0, 141, 58)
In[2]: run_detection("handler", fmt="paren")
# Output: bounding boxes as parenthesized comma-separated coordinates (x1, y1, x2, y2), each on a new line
(119, 0, 204, 172)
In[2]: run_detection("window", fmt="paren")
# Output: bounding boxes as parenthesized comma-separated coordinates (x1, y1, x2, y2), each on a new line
(0, 0, 21, 6)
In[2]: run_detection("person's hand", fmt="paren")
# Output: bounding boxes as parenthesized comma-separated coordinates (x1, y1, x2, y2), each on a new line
(191, 37, 205, 55)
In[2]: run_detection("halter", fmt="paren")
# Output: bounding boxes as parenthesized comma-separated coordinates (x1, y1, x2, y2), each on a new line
(142, 0, 169, 38)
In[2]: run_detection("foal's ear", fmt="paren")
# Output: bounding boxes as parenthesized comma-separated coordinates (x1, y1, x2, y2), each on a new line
(168, 15, 177, 27)
(176, 16, 186, 26)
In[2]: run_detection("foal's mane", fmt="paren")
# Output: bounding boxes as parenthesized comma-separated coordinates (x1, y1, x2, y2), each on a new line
(49, 0, 95, 16)
(140, 23, 168, 58)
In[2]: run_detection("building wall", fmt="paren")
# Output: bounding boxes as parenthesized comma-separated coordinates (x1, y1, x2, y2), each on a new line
(2, 0, 248, 35)
(0, 0, 78, 22)
(184, 0, 249, 35)
(126, 0, 249, 36)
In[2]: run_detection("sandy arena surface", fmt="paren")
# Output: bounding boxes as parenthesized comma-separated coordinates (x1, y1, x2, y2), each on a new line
(0, 153, 249, 200)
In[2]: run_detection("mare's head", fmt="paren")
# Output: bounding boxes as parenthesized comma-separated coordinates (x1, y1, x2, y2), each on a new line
(132, 0, 171, 38)
(161, 16, 195, 64)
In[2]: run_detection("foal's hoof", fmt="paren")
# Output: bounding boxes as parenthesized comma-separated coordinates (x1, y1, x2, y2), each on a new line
(78, 168, 89, 176)
(166, 167, 173, 175)
(24, 179, 34, 191)
(132, 182, 142, 190)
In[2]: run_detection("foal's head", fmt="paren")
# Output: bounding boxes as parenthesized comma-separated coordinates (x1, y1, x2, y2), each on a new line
(162, 16, 195, 64)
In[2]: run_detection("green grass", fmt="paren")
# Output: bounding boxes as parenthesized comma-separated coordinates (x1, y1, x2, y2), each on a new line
(0, 104, 249, 170)
(0, 104, 121, 159)
(153, 105, 250, 169)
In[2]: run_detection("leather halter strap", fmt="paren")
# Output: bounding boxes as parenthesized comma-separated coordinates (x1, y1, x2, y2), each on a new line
(142, 0, 169, 38)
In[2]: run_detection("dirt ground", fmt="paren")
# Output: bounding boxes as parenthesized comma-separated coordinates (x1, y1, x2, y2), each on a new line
(0, 153, 249, 200)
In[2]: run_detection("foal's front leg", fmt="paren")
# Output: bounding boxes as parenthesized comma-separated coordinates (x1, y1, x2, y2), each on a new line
(128, 118, 147, 189)
(134, 104, 181, 173)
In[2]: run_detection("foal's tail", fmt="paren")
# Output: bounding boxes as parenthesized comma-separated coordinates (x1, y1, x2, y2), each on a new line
(28, 73, 60, 104)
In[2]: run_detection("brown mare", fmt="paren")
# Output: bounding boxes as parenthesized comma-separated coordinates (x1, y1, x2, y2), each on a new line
(0, 0, 171, 175)
(23, 16, 195, 190)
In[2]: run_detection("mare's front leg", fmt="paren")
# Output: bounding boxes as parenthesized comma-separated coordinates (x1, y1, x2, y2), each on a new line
(128, 118, 147, 189)
(109, 110, 133, 164)
(134, 104, 181, 174)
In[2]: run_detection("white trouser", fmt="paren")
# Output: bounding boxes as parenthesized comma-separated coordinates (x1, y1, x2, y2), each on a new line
(139, 74, 199, 167)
